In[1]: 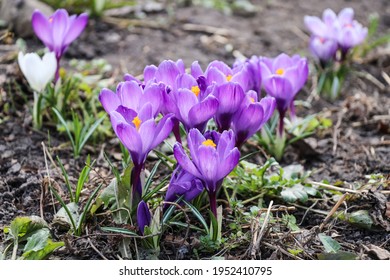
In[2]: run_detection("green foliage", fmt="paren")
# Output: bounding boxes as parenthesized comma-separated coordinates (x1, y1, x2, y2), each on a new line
(226, 158, 318, 204)
(317, 233, 358, 260)
(2, 216, 63, 260)
(256, 112, 331, 161)
(53, 107, 105, 158)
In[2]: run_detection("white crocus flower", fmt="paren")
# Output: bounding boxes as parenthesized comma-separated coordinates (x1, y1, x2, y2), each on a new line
(18, 51, 57, 93)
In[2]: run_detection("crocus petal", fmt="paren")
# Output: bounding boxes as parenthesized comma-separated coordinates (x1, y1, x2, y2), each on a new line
(51, 9, 69, 54)
(144, 65, 157, 84)
(115, 123, 143, 165)
(99, 88, 120, 113)
(304, 15, 327, 37)
(115, 106, 138, 124)
(216, 130, 236, 159)
(138, 103, 154, 122)
(216, 148, 240, 179)
(175, 73, 197, 90)
(41, 52, 57, 84)
(191, 61, 203, 78)
(259, 97, 276, 125)
(338, 7, 354, 25)
(272, 53, 293, 72)
(138, 119, 157, 153)
(175, 89, 199, 125)
(214, 83, 245, 114)
(156, 60, 181, 86)
(137, 201, 151, 235)
(263, 76, 294, 112)
(197, 145, 219, 185)
(187, 128, 206, 168)
(173, 143, 202, 178)
(31, 10, 53, 48)
(322, 8, 337, 26)
(150, 114, 174, 149)
(206, 67, 228, 85)
(188, 96, 219, 130)
(117, 80, 143, 110)
(142, 84, 162, 117)
(63, 13, 88, 45)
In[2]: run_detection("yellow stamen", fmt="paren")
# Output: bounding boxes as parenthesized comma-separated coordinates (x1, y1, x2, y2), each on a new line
(226, 74, 232, 81)
(275, 68, 284, 75)
(202, 139, 216, 148)
(250, 97, 255, 103)
(132, 116, 142, 130)
(191, 86, 200, 97)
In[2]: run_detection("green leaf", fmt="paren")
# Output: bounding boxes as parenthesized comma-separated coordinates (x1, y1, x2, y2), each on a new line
(282, 214, 300, 231)
(75, 155, 93, 203)
(318, 233, 341, 253)
(78, 115, 105, 154)
(9, 216, 48, 241)
(23, 228, 50, 252)
(182, 200, 209, 235)
(281, 184, 309, 203)
(317, 251, 358, 260)
(347, 210, 373, 229)
(21, 239, 64, 260)
(52, 107, 75, 151)
(101, 227, 138, 236)
(53, 202, 79, 231)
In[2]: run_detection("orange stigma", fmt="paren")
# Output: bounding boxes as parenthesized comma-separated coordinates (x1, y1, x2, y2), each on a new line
(132, 116, 142, 130)
(191, 86, 200, 97)
(49, 17, 53, 23)
(202, 139, 216, 148)
(250, 97, 255, 103)
(226, 74, 232, 81)
(275, 68, 284, 75)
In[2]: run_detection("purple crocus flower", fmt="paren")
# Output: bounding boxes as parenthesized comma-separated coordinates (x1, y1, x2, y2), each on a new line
(99, 80, 162, 118)
(211, 82, 246, 132)
(166, 73, 219, 133)
(173, 129, 240, 216)
(108, 103, 174, 200)
(137, 201, 151, 235)
(309, 36, 338, 63)
(260, 53, 308, 135)
(192, 60, 251, 92)
(335, 8, 367, 54)
(233, 56, 262, 94)
(232, 94, 276, 148)
(165, 167, 204, 205)
(32, 9, 88, 79)
(304, 8, 367, 58)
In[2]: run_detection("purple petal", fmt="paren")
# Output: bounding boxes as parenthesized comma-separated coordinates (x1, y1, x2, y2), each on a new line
(173, 143, 202, 178)
(191, 61, 203, 78)
(187, 128, 206, 168)
(259, 97, 276, 125)
(216, 148, 240, 179)
(156, 60, 181, 86)
(206, 61, 232, 75)
(137, 201, 151, 235)
(63, 13, 88, 45)
(138, 103, 154, 122)
(150, 114, 174, 149)
(188, 95, 219, 129)
(197, 145, 219, 184)
(263, 76, 294, 112)
(259, 60, 273, 80)
(338, 8, 354, 25)
(51, 9, 69, 53)
(214, 83, 245, 115)
(115, 123, 143, 165)
(116, 105, 138, 124)
(99, 88, 120, 113)
(144, 65, 158, 83)
(216, 130, 236, 159)
(142, 84, 162, 117)
(175, 73, 197, 90)
(322, 8, 337, 26)
(175, 89, 199, 125)
(272, 53, 293, 72)
(304, 15, 327, 37)
(175, 59, 186, 74)
(117, 81, 143, 110)
(206, 68, 227, 85)
(31, 10, 53, 49)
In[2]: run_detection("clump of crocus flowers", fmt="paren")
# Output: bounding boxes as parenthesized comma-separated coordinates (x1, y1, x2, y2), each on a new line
(100, 54, 310, 227)
(304, 8, 367, 100)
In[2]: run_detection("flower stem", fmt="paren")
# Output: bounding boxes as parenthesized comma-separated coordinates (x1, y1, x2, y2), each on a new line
(54, 57, 61, 82)
(131, 164, 144, 207)
(277, 110, 285, 138)
(208, 191, 217, 218)
(33, 91, 43, 129)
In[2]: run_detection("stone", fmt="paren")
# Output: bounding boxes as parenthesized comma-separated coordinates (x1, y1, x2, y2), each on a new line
(0, 0, 54, 37)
